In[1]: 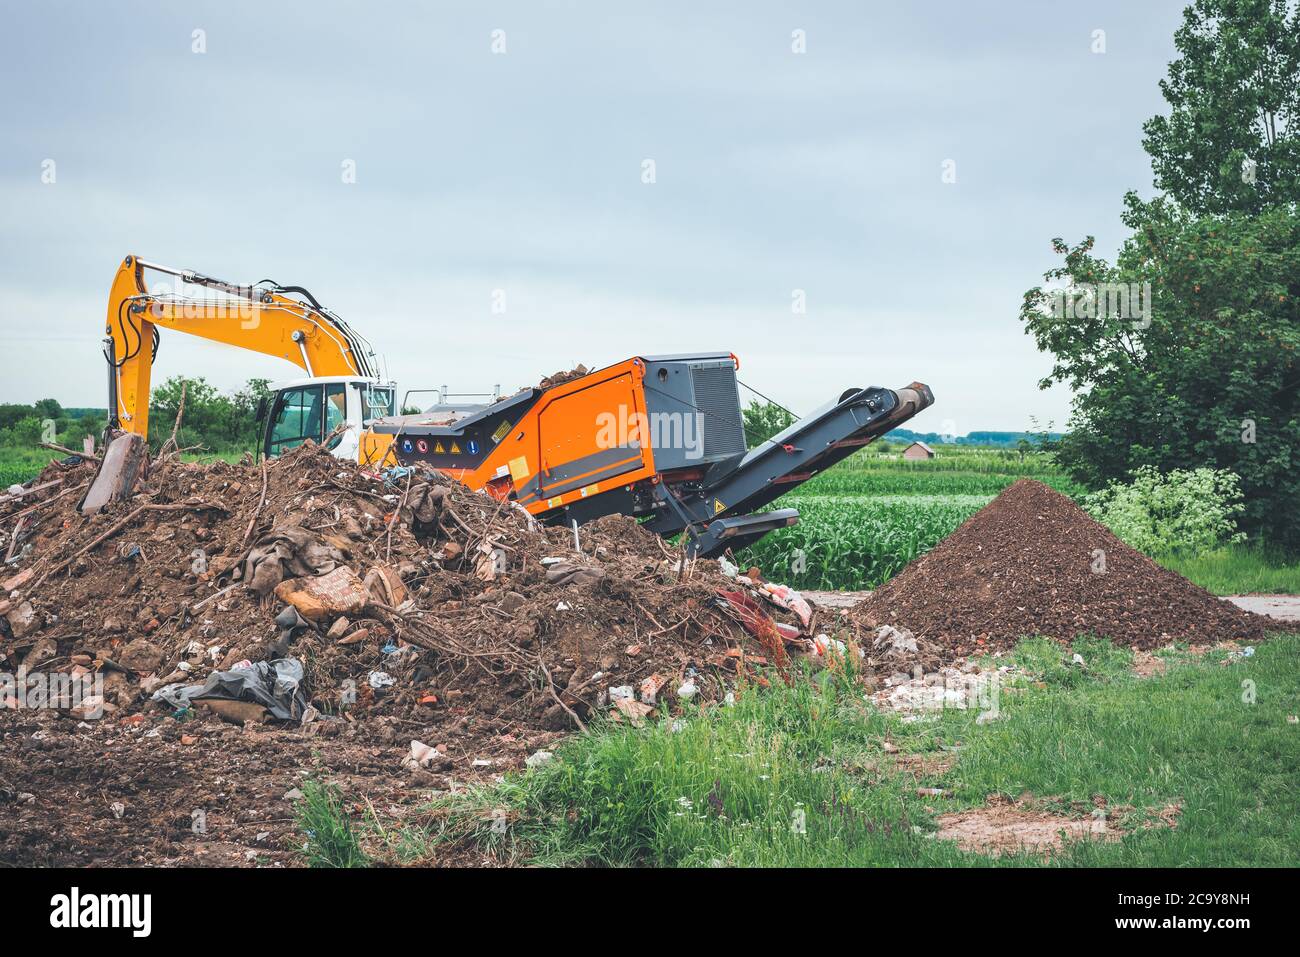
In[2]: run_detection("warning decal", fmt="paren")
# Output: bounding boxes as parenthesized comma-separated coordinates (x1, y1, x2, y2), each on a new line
(491, 420, 512, 444)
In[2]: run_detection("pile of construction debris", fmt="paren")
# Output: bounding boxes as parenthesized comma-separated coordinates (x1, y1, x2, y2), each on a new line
(0, 443, 847, 733)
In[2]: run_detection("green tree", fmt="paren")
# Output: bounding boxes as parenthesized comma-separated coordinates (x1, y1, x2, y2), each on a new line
(742, 400, 795, 447)
(32, 398, 63, 420)
(146, 376, 279, 453)
(1142, 0, 1300, 214)
(7, 416, 44, 446)
(149, 376, 233, 451)
(76, 411, 102, 438)
(232, 377, 273, 446)
(1021, 202, 1300, 549)
(1022, 1, 1300, 551)
(0, 404, 34, 432)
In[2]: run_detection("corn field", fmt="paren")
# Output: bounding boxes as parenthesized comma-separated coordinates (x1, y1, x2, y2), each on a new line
(742, 494, 988, 590)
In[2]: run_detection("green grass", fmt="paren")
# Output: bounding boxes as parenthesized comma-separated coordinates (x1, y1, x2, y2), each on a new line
(0, 446, 61, 487)
(1007, 635, 1141, 688)
(1156, 544, 1300, 596)
(847, 446, 1068, 476)
(394, 635, 1300, 867)
(0, 443, 245, 488)
(294, 780, 370, 868)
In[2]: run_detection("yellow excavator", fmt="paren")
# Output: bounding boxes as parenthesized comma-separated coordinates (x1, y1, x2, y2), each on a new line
(101, 254, 395, 448)
(88, 255, 934, 556)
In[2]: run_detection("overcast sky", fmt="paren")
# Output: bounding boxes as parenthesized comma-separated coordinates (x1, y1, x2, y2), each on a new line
(0, 1, 1185, 433)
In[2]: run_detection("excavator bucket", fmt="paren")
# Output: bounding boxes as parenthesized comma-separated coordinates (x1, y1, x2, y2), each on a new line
(80, 432, 146, 515)
(374, 354, 934, 557)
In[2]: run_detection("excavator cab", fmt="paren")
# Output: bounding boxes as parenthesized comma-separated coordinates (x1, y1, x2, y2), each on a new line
(259, 376, 396, 461)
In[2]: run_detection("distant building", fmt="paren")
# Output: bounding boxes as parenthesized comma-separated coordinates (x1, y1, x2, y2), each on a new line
(902, 441, 936, 460)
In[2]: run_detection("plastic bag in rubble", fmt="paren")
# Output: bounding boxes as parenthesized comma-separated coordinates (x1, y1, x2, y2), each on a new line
(383, 466, 416, 487)
(399, 482, 448, 528)
(545, 561, 606, 586)
(150, 658, 307, 722)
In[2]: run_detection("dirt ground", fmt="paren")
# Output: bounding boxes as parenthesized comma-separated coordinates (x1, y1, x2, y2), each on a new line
(0, 702, 563, 866)
(934, 795, 1181, 857)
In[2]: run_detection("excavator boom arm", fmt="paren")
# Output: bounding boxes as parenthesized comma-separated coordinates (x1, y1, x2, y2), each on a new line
(106, 255, 376, 437)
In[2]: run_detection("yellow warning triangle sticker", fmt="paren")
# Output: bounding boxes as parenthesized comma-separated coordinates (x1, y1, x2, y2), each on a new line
(713, 498, 726, 514)
(433, 441, 445, 454)
(449, 442, 461, 455)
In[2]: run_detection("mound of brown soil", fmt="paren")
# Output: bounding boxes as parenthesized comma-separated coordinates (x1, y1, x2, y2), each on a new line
(854, 479, 1270, 654)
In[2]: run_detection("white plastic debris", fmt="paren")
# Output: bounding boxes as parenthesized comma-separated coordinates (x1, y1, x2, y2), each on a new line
(403, 740, 440, 769)
(812, 634, 846, 657)
(368, 671, 396, 690)
(525, 750, 554, 769)
(608, 685, 634, 702)
(758, 581, 812, 628)
(677, 680, 697, 700)
(873, 624, 918, 655)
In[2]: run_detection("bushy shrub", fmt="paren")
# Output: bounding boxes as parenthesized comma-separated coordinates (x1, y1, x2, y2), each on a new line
(1084, 465, 1246, 556)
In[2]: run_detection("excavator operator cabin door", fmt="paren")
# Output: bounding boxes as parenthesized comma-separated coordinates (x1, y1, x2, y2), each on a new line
(264, 383, 348, 457)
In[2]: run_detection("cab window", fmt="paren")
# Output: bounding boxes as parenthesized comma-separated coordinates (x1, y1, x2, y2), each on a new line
(363, 387, 395, 422)
(324, 383, 347, 436)
(268, 386, 326, 455)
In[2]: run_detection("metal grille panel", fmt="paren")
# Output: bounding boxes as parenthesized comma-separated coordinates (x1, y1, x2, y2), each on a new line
(690, 364, 746, 456)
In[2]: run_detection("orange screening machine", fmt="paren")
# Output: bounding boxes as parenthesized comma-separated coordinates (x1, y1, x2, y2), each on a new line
(364, 354, 933, 557)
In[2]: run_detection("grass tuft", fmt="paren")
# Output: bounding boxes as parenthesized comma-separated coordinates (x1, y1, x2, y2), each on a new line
(295, 779, 370, 868)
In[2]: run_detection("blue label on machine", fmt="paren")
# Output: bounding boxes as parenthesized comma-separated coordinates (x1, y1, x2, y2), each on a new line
(467, 440, 479, 455)
(401, 439, 413, 454)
